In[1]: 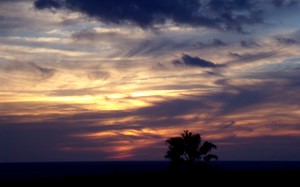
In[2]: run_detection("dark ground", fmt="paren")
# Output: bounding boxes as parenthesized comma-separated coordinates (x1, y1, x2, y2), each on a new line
(1, 161, 300, 186)
(3, 170, 300, 186)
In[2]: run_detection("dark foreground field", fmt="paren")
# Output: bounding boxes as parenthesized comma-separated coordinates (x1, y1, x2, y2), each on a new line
(1, 161, 300, 186)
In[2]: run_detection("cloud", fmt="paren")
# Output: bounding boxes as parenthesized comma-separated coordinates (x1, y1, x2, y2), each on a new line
(0, 15, 31, 35)
(240, 40, 261, 48)
(48, 88, 101, 97)
(212, 87, 270, 115)
(276, 37, 300, 45)
(273, 29, 300, 46)
(0, 0, 32, 3)
(195, 39, 227, 48)
(272, 0, 299, 7)
(33, 0, 268, 32)
(0, 60, 56, 80)
(0, 1, 66, 37)
(213, 64, 300, 115)
(87, 71, 110, 80)
(29, 62, 56, 79)
(173, 54, 220, 68)
(71, 29, 121, 42)
(126, 38, 191, 57)
(248, 57, 300, 82)
(71, 29, 194, 57)
(228, 51, 276, 63)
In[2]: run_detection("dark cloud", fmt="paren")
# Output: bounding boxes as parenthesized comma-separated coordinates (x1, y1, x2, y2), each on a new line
(213, 74, 300, 115)
(173, 54, 220, 68)
(34, 0, 61, 9)
(276, 37, 299, 45)
(205, 71, 223, 76)
(126, 38, 191, 57)
(196, 79, 278, 116)
(71, 29, 97, 41)
(71, 29, 119, 41)
(212, 88, 269, 115)
(207, 0, 265, 33)
(195, 39, 227, 48)
(34, 0, 267, 32)
(211, 39, 227, 46)
(135, 98, 208, 119)
(272, 0, 299, 7)
(273, 29, 300, 46)
(215, 121, 253, 132)
(228, 51, 276, 63)
(240, 40, 260, 48)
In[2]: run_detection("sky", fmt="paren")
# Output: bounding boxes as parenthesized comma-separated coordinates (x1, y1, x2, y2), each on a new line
(1, 0, 300, 162)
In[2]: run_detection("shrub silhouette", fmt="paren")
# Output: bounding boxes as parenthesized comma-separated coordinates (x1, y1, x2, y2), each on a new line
(165, 130, 218, 163)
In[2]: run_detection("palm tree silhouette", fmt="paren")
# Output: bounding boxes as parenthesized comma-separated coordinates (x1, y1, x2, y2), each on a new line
(165, 130, 218, 163)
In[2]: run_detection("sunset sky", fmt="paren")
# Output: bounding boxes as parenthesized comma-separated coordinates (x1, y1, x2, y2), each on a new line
(1, 0, 300, 162)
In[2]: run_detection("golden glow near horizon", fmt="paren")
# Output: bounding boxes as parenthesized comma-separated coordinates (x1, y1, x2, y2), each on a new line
(67, 127, 187, 159)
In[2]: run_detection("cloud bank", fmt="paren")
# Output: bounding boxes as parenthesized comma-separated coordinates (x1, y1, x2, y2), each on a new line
(34, 0, 270, 32)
